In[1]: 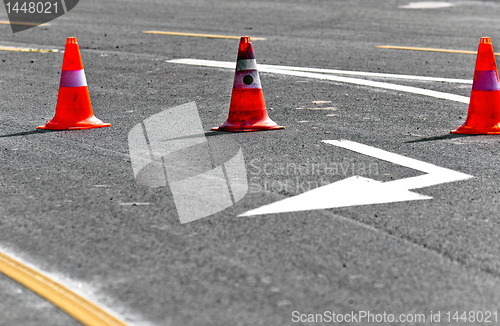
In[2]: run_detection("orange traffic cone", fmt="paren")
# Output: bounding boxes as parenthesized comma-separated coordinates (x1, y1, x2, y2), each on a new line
(38, 37, 111, 130)
(212, 36, 284, 132)
(452, 37, 500, 134)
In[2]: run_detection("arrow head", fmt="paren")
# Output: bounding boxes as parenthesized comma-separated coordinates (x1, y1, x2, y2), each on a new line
(239, 176, 431, 217)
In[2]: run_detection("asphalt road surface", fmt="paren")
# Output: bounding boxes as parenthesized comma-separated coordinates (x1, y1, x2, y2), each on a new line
(1, 0, 500, 325)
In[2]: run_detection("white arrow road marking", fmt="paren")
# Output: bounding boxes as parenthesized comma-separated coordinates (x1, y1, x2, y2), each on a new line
(168, 59, 471, 103)
(326, 140, 473, 189)
(239, 140, 473, 217)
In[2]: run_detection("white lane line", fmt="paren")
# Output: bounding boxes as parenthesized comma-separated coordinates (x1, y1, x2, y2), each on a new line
(168, 59, 470, 104)
(167, 59, 471, 83)
(262, 67, 470, 103)
(239, 140, 473, 216)
(260, 64, 470, 83)
(399, 2, 454, 9)
(168, 59, 472, 83)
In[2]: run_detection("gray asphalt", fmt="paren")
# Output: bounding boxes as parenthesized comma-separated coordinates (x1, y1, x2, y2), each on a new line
(1, 0, 500, 325)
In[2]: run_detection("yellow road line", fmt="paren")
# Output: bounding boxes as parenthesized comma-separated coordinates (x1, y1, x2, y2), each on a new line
(0, 46, 58, 53)
(0, 251, 127, 326)
(142, 30, 265, 40)
(0, 20, 49, 26)
(375, 45, 500, 56)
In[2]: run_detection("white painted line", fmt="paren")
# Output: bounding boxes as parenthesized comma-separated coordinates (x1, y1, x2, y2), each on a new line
(167, 59, 472, 83)
(399, 2, 454, 9)
(239, 140, 472, 216)
(263, 67, 470, 103)
(168, 59, 470, 104)
(261, 64, 470, 84)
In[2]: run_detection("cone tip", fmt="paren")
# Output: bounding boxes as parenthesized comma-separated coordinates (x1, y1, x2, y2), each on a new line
(480, 37, 491, 44)
(240, 36, 251, 43)
(67, 37, 78, 44)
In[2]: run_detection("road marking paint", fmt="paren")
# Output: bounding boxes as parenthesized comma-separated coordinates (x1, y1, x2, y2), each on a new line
(376, 45, 500, 56)
(324, 140, 472, 189)
(311, 107, 337, 110)
(142, 31, 265, 40)
(296, 107, 338, 111)
(0, 45, 58, 53)
(262, 64, 471, 83)
(0, 251, 127, 326)
(168, 59, 471, 103)
(168, 58, 471, 83)
(239, 140, 473, 216)
(118, 202, 151, 206)
(399, 2, 454, 9)
(311, 100, 332, 104)
(0, 20, 49, 26)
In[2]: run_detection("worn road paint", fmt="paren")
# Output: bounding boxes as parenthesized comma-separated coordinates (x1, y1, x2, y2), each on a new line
(0, 45, 58, 53)
(142, 31, 265, 40)
(376, 45, 500, 56)
(0, 20, 49, 26)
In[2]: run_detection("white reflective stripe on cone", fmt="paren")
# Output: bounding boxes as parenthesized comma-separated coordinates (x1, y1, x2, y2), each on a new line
(60, 69, 87, 87)
(236, 59, 258, 71)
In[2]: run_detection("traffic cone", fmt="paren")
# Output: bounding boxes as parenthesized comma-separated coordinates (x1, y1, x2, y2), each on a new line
(212, 36, 284, 132)
(452, 37, 500, 134)
(38, 37, 111, 130)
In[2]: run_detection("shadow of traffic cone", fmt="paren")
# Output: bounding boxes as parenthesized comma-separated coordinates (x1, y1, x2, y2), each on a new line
(38, 37, 111, 130)
(452, 37, 500, 134)
(212, 36, 284, 132)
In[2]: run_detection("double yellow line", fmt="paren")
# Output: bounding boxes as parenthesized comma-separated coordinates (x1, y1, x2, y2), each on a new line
(0, 251, 127, 326)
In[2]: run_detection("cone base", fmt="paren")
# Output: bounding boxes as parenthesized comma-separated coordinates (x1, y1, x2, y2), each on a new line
(38, 116, 111, 130)
(451, 125, 500, 135)
(39, 86, 110, 130)
(451, 89, 500, 134)
(211, 119, 285, 132)
(212, 88, 285, 132)
(211, 125, 285, 132)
